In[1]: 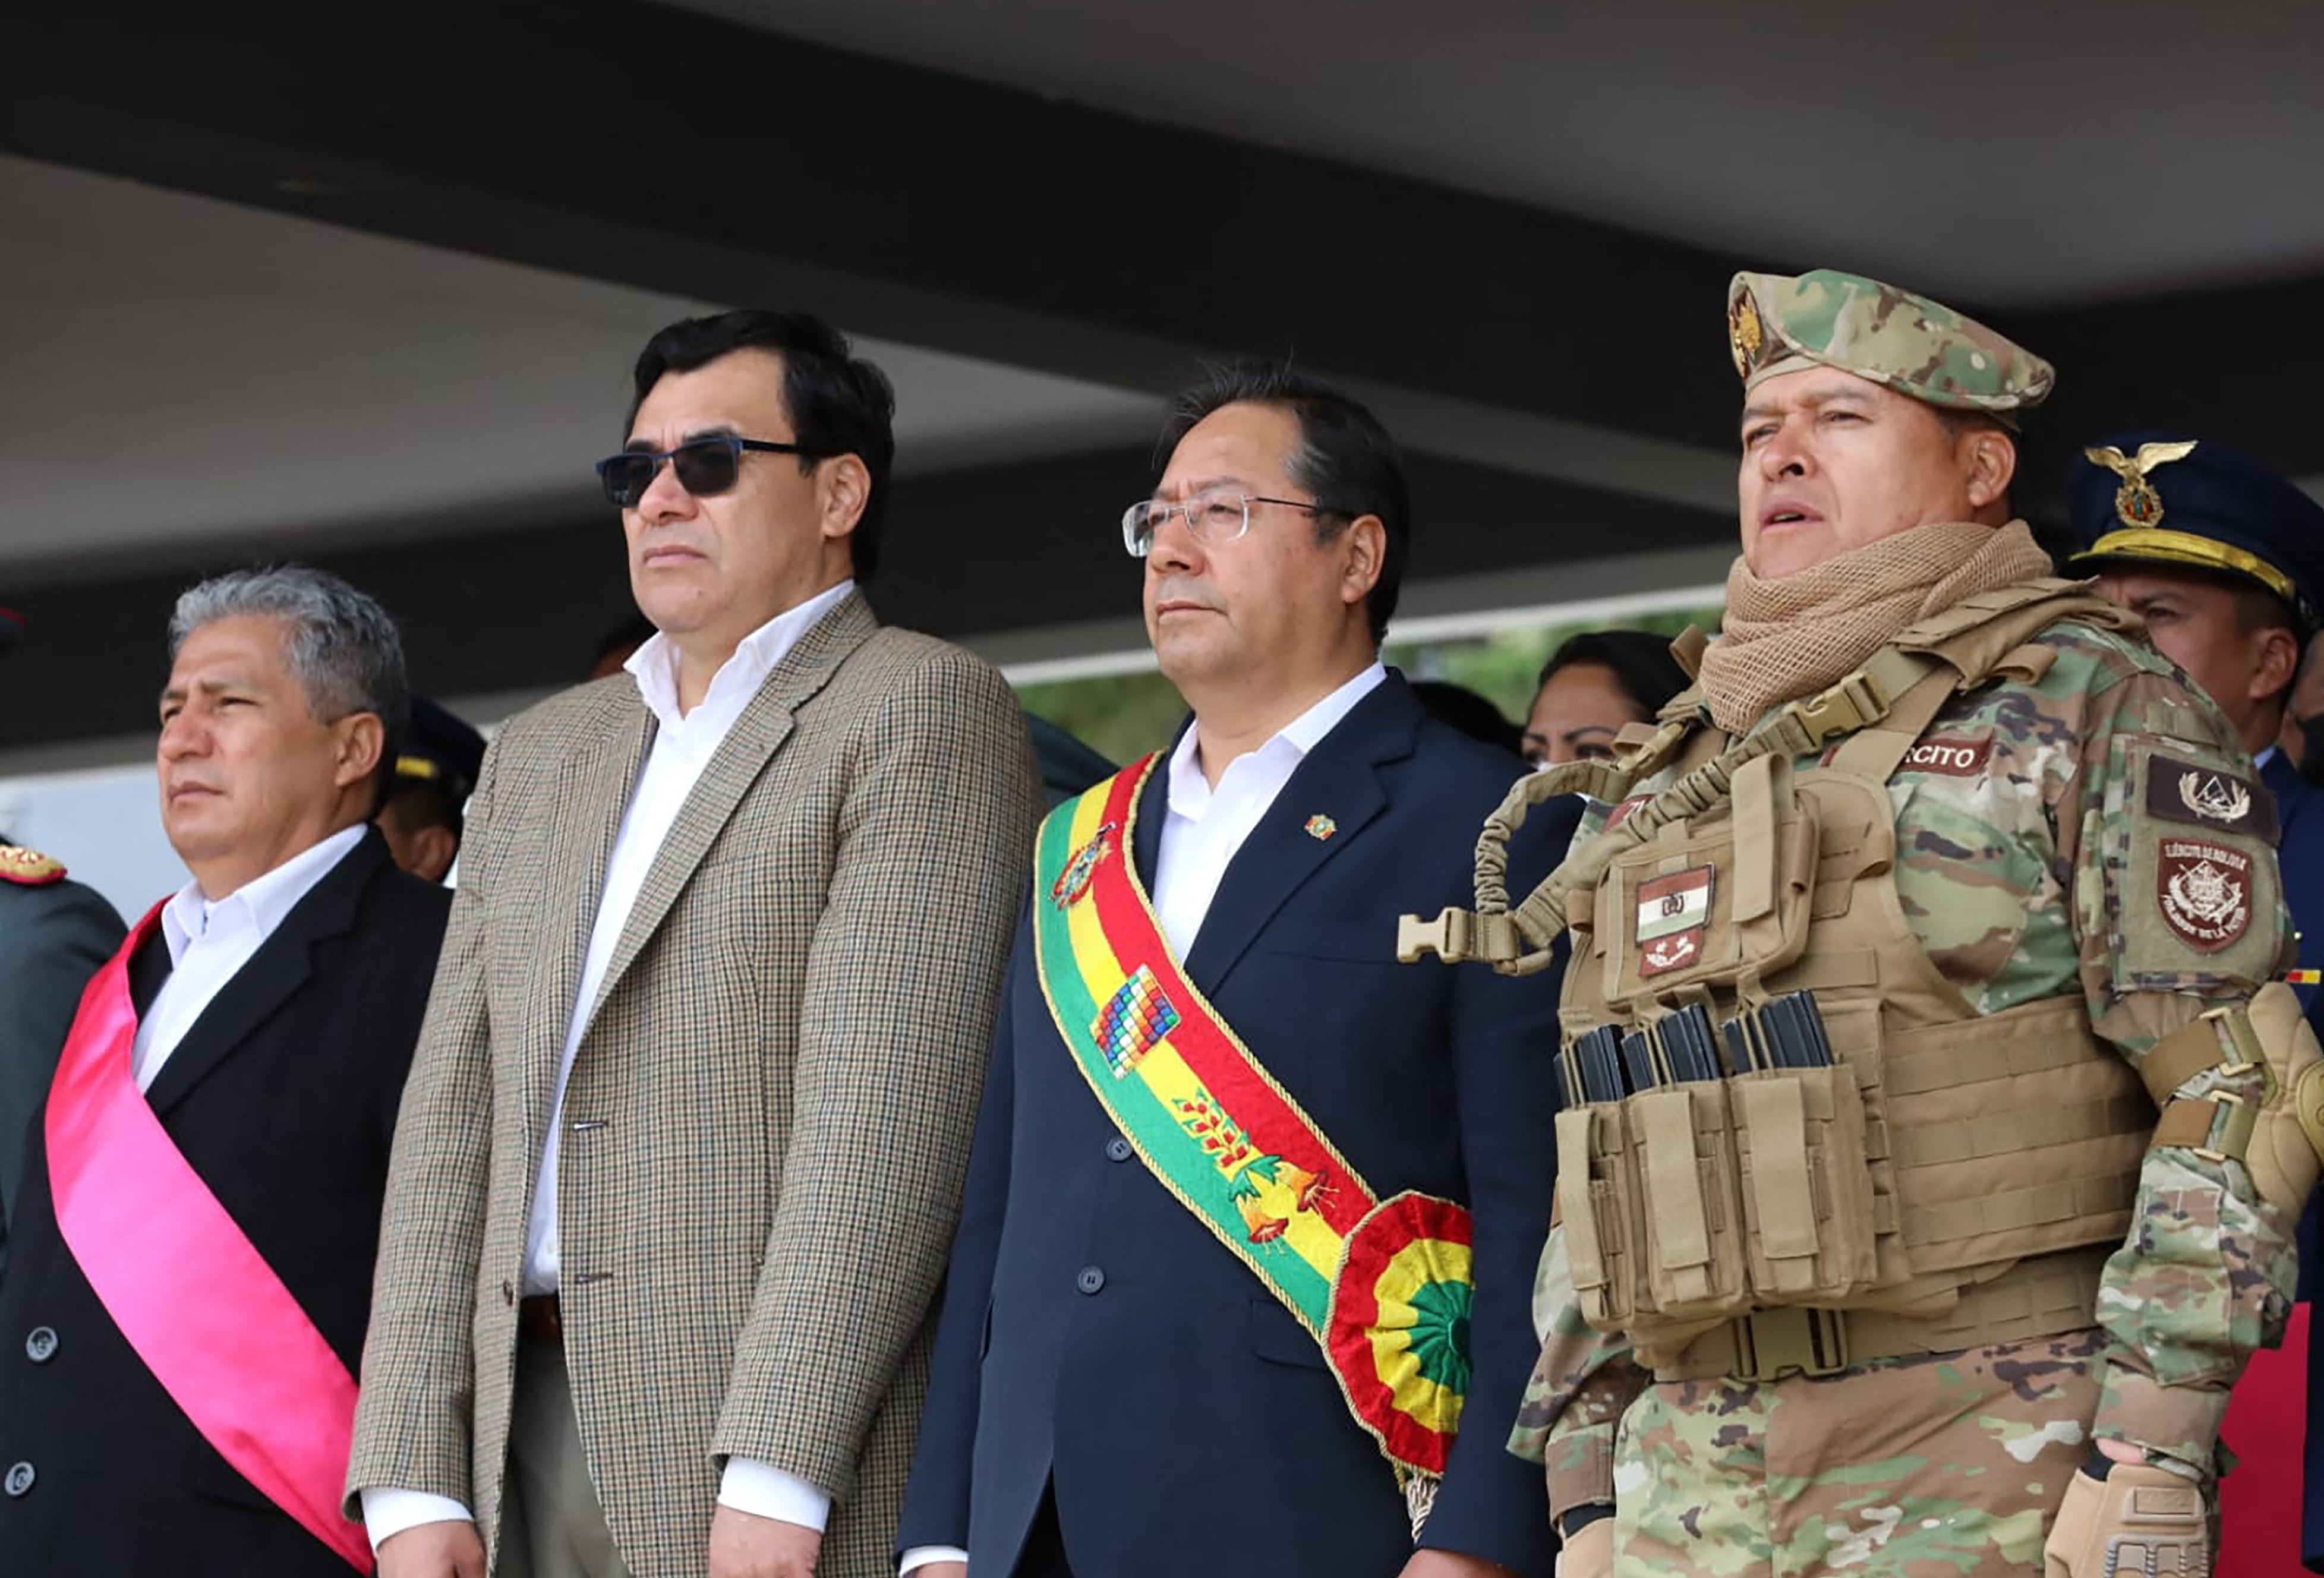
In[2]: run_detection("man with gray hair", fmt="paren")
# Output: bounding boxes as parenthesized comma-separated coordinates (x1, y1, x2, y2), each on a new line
(0, 564, 450, 1576)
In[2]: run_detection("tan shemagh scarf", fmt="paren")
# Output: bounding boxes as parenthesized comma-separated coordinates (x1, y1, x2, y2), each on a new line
(1697, 519, 2054, 734)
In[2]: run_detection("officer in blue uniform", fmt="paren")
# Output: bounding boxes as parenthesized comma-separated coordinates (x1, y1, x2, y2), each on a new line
(2066, 431, 2324, 1572)
(2067, 433, 2324, 1024)
(373, 696, 487, 885)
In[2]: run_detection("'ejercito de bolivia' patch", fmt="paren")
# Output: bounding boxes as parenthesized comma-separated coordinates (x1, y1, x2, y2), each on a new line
(2157, 837, 2253, 952)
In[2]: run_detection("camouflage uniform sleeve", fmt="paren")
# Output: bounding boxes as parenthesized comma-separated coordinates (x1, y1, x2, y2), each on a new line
(2056, 646, 2300, 1475)
(1506, 1222, 1650, 1516)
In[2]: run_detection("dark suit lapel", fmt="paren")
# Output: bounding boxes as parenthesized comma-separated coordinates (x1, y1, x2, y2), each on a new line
(585, 593, 878, 1022)
(141, 829, 389, 1117)
(1178, 676, 1417, 992)
(1131, 725, 1181, 892)
(127, 927, 173, 1020)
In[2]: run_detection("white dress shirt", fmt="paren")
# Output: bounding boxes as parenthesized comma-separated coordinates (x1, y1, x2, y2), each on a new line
(895, 661, 1386, 1576)
(363, 582, 854, 1554)
(131, 824, 367, 1092)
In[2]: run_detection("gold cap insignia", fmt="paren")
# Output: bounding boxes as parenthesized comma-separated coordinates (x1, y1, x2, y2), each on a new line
(0, 844, 67, 886)
(1729, 295, 1764, 375)
(2084, 440, 2198, 531)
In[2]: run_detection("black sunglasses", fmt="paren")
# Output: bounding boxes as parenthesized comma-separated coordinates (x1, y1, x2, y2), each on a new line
(594, 435, 828, 510)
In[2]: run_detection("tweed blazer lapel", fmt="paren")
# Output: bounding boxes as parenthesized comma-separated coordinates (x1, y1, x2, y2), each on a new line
(528, 688, 655, 1122)
(586, 593, 879, 1022)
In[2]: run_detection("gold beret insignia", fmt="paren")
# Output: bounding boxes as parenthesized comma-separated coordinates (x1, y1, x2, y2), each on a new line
(1728, 295, 1764, 376)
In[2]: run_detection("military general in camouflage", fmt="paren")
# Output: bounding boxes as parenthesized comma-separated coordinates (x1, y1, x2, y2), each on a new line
(1400, 267, 2324, 1577)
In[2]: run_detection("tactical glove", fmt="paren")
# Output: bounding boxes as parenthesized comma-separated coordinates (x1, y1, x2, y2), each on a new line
(1553, 1514, 1612, 1578)
(2042, 1461, 2208, 1577)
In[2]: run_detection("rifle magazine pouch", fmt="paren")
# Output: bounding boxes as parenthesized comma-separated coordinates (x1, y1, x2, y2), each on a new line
(1556, 1103, 1642, 1330)
(1624, 1084, 1751, 1321)
(1731, 1066, 1879, 1304)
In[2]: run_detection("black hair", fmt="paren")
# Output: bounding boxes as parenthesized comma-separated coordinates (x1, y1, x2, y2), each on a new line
(1535, 629, 1692, 719)
(1410, 680, 1524, 757)
(1157, 361, 1409, 645)
(628, 310, 898, 581)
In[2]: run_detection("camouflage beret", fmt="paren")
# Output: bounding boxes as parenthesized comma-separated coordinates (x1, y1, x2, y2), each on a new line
(1727, 269, 2054, 422)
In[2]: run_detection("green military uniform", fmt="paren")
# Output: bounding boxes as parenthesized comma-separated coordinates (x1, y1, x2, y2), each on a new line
(1405, 272, 2320, 1574)
(0, 843, 123, 1273)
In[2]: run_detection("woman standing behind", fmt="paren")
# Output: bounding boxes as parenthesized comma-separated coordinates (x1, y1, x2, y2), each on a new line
(1519, 629, 1692, 769)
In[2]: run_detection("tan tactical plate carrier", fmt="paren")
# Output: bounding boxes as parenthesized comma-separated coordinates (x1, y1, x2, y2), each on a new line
(1406, 581, 2246, 1381)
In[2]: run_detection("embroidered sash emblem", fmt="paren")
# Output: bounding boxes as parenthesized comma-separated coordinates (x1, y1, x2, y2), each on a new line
(1049, 822, 1116, 909)
(1092, 964, 1179, 1077)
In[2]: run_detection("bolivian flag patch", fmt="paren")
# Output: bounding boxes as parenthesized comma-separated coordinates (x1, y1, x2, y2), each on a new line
(1636, 865, 1713, 977)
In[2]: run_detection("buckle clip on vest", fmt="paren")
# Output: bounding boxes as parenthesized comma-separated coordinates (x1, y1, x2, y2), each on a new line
(1398, 656, 1918, 979)
(1730, 1305, 1850, 1380)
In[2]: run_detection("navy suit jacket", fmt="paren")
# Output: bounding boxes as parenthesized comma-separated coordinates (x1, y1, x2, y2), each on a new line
(2257, 752, 2324, 1570)
(897, 674, 1577, 1577)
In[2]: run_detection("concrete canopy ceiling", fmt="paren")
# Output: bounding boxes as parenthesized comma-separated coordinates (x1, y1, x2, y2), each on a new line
(0, 152, 1162, 582)
(1, 0, 2319, 762)
(681, 0, 2324, 307)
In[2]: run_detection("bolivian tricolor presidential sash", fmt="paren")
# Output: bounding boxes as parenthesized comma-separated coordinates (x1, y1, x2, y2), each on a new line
(1035, 755, 1476, 1519)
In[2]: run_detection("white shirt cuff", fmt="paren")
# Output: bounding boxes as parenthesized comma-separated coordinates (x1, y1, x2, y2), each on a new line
(360, 1487, 477, 1553)
(716, 1457, 831, 1532)
(900, 1545, 970, 1573)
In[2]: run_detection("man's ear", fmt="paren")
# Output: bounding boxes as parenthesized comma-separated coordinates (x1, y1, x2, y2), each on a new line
(2253, 623, 2301, 706)
(335, 712, 386, 790)
(819, 454, 872, 542)
(1963, 427, 2017, 512)
(1339, 514, 1386, 608)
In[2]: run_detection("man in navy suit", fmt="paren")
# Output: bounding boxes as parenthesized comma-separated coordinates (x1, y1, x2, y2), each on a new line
(897, 367, 1572, 1577)
(2065, 434, 2324, 1574)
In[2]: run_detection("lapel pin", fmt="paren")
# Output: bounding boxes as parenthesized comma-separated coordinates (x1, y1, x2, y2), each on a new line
(1303, 814, 1338, 842)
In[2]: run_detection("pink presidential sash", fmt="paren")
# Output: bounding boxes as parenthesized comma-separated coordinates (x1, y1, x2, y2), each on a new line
(44, 903, 371, 1571)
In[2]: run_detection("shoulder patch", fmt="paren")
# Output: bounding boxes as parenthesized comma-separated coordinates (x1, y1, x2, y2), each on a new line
(2108, 736, 2287, 987)
(2145, 753, 2278, 842)
(0, 844, 66, 886)
(2156, 838, 2255, 952)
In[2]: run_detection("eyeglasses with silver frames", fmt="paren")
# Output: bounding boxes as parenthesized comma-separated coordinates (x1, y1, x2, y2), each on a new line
(1120, 488, 1347, 558)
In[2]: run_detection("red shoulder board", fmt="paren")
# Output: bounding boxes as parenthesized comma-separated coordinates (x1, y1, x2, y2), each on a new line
(0, 845, 67, 886)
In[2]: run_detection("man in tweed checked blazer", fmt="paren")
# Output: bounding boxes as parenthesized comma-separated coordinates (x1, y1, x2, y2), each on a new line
(348, 310, 1038, 1578)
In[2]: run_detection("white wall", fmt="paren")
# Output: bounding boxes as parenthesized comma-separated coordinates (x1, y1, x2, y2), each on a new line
(0, 763, 183, 921)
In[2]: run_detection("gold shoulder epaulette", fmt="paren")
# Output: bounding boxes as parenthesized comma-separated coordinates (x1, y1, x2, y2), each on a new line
(0, 844, 67, 886)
